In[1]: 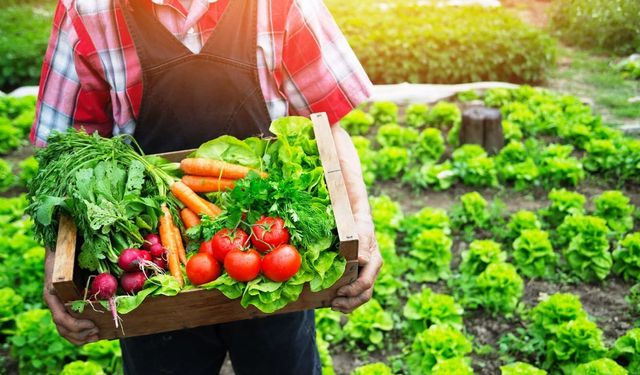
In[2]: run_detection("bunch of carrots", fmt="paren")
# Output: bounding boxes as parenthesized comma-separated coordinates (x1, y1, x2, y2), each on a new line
(159, 158, 268, 286)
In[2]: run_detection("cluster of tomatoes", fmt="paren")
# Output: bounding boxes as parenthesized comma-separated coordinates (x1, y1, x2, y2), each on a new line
(186, 216, 302, 286)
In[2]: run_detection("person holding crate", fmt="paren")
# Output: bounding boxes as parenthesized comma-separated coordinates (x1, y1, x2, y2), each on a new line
(31, 0, 381, 373)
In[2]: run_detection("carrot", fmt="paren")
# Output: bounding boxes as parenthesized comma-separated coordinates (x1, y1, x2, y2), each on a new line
(171, 181, 217, 217)
(160, 204, 183, 287)
(180, 158, 268, 179)
(173, 225, 187, 266)
(180, 208, 201, 229)
(201, 198, 222, 216)
(181, 175, 235, 193)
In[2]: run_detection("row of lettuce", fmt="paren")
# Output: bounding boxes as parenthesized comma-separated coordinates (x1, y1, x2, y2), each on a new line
(317, 187, 640, 374)
(344, 86, 640, 192)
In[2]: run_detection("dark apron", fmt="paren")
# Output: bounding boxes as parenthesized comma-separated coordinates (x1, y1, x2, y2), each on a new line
(121, 0, 272, 154)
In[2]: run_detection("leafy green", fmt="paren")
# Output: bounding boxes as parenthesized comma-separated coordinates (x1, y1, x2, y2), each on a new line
(376, 124, 419, 148)
(468, 262, 524, 315)
(500, 362, 547, 375)
(0, 158, 15, 192)
(370, 195, 403, 235)
(512, 230, 557, 278)
(412, 128, 445, 164)
(452, 145, 498, 188)
(351, 363, 393, 375)
(403, 288, 463, 334)
(432, 358, 474, 375)
(573, 358, 628, 375)
(406, 324, 472, 375)
(407, 229, 452, 282)
(543, 318, 606, 374)
(613, 233, 640, 281)
(506, 210, 542, 243)
(404, 161, 456, 191)
(460, 240, 507, 277)
(317, 334, 336, 375)
(450, 192, 491, 239)
(609, 328, 640, 374)
(60, 361, 106, 375)
(375, 147, 410, 180)
(427, 102, 461, 130)
(557, 215, 612, 281)
(539, 189, 586, 228)
(341, 109, 374, 135)
(369, 101, 398, 125)
(78, 340, 122, 375)
(344, 299, 393, 351)
(0, 287, 23, 332)
(18, 155, 38, 187)
(406, 103, 430, 128)
(593, 190, 634, 235)
(316, 308, 344, 344)
(401, 207, 450, 243)
(529, 293, 588, 340)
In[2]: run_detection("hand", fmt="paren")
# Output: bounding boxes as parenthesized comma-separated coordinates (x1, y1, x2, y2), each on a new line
(331, 215, 382, 313)
(44, 249, 99, 345)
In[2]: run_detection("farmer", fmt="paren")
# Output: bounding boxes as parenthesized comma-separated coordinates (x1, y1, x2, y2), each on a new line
(31, 0, 381, 374)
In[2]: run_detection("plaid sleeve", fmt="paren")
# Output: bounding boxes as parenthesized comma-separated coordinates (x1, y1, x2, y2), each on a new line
(280, 0, 372, 125)
(30, 2, 113, 147)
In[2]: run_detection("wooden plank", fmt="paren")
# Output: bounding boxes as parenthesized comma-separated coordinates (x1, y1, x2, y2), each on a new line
(310, 113, 359, 249)
(69, 260, 358, 339)
(52, 216, 81, 301)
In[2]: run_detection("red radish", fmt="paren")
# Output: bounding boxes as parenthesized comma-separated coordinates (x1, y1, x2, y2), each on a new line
(152, 257, 167, 270)
(143, 233, 161, 251)
(139, 250, 152, 262)
(149, 243, 165, 258)
(118, 248, 143, 272)
(121, 271, 147, 294)
(90, 273, 119, 328)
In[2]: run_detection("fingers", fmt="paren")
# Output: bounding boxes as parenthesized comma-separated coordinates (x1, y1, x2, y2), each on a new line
(44, 288, 98, 345)
(332, 250, 382, 313)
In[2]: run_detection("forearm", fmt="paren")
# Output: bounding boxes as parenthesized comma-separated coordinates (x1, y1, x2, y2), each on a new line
(331, 124, 371, 222)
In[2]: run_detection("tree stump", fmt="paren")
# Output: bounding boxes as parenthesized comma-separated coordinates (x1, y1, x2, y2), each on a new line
(459, 107, 504, 154)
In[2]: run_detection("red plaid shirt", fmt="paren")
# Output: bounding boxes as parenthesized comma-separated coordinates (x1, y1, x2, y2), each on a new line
(30, 0, 372, 146)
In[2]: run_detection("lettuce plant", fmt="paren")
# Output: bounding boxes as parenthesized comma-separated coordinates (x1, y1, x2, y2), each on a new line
(459, 240, 507, 277)
(377, 231, 405, 275)
(471, 262, 524, 315)
(539, 188, 586, 228)
(401, 206, 451, 243)
(573, 358, 628, 375)
(512, 229, 557, 278)
(375, 147, 409, 180)
(341, 109, 374, 135)
(496, 142, 539, 191)
(412, 128, 445, 163)
(406, 103, 430, 128)
(506, 210, 542, 242)
(78, 340, 122, 375)
(593, 190, 635, 234)
(539, 156, 585, 188)
(404, 162, 456, 191)
(431, 358, 474, 375)
(351, 362, 393, 375)
(609, 328, 640, 374)
(0, 159, 15, 193)
(529, 293, 588, 340)
(503, 120, 524, 143)
(352, 136, 377, 186)
(452, 145, 498, 187)
(543, 317, 607, 374)
(370, 101, 399, 125)
(18, 156, 38, 187)
(583, 139, 622, 174)
(406, 324, 472, 375)
(344, 299, 393, 350)
(370, 195, 404, 235)
(403, 288, 464, 334)
(373, 263, 406, 307)
(450, 192, 491, 238)
(376, 124, 419, 148)
(0, 287, 23, 331)
(426, 102, 461, 130)
(407, 229, 452, 282)
(613, 233, 640, 281)
(557, 215, 612, 281)
(500, 362, 547, 375)
(316, 308, 344, 344)
(60, 361, 106, 375)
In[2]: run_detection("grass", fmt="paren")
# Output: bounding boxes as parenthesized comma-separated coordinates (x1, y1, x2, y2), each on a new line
(546, 48, 640, 125)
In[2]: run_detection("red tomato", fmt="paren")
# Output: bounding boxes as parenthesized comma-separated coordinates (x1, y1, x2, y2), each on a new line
(186, 253, 221, 286)
(251, 216, 290, 253)
(224, 249, 262, 282)
(261, 244, 301, 282)
(210, 228, 249, 263)
(199, 239, 215, 258)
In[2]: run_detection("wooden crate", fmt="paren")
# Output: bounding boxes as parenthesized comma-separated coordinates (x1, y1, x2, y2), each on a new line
(50, 113, 359, 339)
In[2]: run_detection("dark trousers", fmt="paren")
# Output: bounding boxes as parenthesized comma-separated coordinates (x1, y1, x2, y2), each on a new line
(121, 310, 321, 375)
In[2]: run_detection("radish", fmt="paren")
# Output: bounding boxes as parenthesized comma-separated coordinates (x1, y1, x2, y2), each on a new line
(90, 273, 119, 328)
(152, 258, 167, 270)
(149, 243, 165, 258)
(142, 233, 161, 251)
(118, 248, 143, 272)
(139, 250, 152, 262)
(121, 271, 147, 294)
